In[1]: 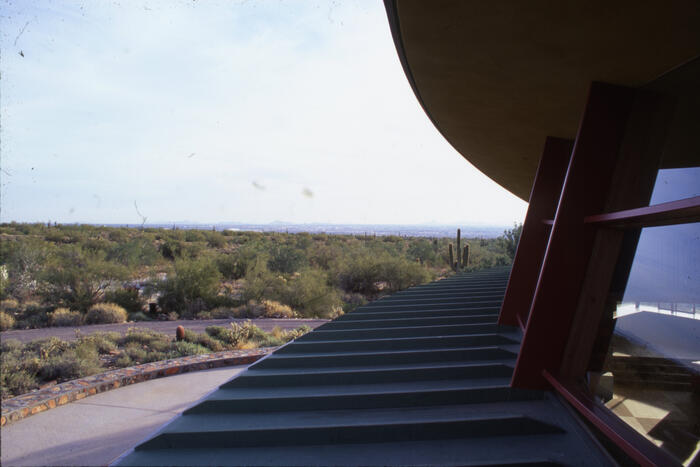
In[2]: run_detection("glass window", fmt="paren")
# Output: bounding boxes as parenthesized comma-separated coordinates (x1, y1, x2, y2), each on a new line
(649, 167, 700, 205)
(591, 222, 700, 466)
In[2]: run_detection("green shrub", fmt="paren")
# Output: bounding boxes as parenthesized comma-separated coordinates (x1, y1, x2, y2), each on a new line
(171, 341, 210, 357)
(48, 308, 83, 327)
(128, 311, 151, 322)
(38, 345, 102, 382)
(282, 269, 342, 318)
(209, 307, 236, 319)
(78, 333, 118, 353)
(85, 303, 128, 324)
(1, 370, 38, 399)
(0, 310, 15, 330)
(157, 258, 222, 314)
(239, 300, 297, 318)
(268, 245, 308, 274)
(183, 329, 224, 352)
(115, 354, 132, 367)
(105, 288, 145, 313)
(0, 298, 20, 312)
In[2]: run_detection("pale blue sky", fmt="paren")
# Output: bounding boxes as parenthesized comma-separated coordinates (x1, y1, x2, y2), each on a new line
(0, 0, 527, 226)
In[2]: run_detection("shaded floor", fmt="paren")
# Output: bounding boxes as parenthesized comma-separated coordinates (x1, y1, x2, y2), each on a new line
(1, 366, 248, 467)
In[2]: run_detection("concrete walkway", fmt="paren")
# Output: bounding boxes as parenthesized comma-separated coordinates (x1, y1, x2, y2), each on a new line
(1, 318, 328, 344)
(1, 365, 248, 466)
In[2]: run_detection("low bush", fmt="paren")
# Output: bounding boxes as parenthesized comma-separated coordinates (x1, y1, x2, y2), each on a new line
(183, 329, 224, 352)
(48, 308, 83, 327)
(209, 307, 237, 319)
(105, 288, 145, 314)
(237, 300, 298, 319)
(0, 310, 15, 330)
(85, 303, 128, 324)
(128, 311, 151, 322)
(0, 298, 20, 312)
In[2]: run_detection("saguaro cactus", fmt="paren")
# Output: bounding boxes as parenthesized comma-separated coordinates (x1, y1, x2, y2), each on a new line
(448, 243, 455, 271)
(463, 244, 470, 268)
(456, 229, 462, 270)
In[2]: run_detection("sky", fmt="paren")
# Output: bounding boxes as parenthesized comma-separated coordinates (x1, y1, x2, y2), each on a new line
(0, 0, 527, 226)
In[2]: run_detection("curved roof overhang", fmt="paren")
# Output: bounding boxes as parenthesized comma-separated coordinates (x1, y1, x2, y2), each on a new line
(384, 1, 700, 200)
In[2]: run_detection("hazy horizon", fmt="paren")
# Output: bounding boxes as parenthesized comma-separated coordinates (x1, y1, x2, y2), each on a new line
(0, 0, 527, 226)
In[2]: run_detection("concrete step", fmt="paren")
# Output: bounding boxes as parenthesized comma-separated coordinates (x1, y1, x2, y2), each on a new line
(336, 307, 500, 320)
(275, 333, 519, 353)
(319, 315, 498, 330)
(139, 413, 563, 450)
(229, 362, 516, 388)
(256, 346, 517, 369)
(186, 381, 544, 414)
(297, 322, 502, 341)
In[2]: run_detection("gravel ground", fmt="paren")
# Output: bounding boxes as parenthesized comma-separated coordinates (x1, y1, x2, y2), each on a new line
(0, 318, 329, 344)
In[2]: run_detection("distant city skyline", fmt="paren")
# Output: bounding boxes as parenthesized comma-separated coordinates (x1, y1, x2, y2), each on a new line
(0, 0, 527, 226)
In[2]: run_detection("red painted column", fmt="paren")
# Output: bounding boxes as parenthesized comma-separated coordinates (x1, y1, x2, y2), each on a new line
(499, 137, 572, 328)
(511, 82, 636, 389)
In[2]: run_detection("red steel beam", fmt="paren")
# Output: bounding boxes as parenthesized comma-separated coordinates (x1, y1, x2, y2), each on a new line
(584, 195, 700, 228)
(512, 82, 637, 389)
(499, 137, 572, 328)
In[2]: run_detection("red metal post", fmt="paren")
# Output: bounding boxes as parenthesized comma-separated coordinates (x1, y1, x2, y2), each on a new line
(511, 82, 636, 389)
(499, 137, 572, 328)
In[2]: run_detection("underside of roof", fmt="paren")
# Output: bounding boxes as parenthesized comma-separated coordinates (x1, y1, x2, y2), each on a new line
(385, 0, 700, 200)
(114, 268, 612, 466)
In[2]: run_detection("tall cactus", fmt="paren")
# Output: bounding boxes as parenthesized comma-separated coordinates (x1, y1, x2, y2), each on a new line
(463, 244, 469, 268)
(448, 243, 455, 271)
(456, 229, 462, 270)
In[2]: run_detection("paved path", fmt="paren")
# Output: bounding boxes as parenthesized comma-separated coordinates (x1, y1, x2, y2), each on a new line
(1, 365, 248, 467)
(0, 318, 328, 343)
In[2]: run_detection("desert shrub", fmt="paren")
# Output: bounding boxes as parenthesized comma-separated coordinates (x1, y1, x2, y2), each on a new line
(78, 332, 118, 353)
(379, 257, 433, 292)
(336, 253, 432, 296)
(107, 239, 159, 267)
(0, 310, 15, 330)
(205, 321, 268, 348)
(238, 300, 298, 319)
(85, 303, 128, 324)
(282, 269, 342, 318)
(128, 311, 151, 322)
(122, 343, 149, 364)
(48, 308, 83, 327)
(0, 298, 20, 312)
(209, 307, 236, 319)
(183, 329, 224, 352)
(105, 288, 145, 314)
(120, 327, 169, 347)
(268, 245, 308, 274)
(1, 370, 37, 398)
(115, 354, 132, 367)
(14, 303, 51, 329)
(184, 230, 205, 242)
(205, 294, 241, 309)
(171, 341, 210, 357)
(157, 258, 222, 314)
(38, 344, 102, 382)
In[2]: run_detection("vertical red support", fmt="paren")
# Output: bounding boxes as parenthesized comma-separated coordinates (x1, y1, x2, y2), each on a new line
(512, 82, 636, 389)
(498, 137, 572, 328)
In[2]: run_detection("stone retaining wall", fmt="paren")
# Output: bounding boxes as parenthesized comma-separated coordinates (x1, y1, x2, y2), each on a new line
(1, 348, 273, 427)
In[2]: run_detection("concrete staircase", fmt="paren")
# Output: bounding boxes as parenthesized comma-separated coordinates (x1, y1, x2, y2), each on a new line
(115, 267, 613, 466)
